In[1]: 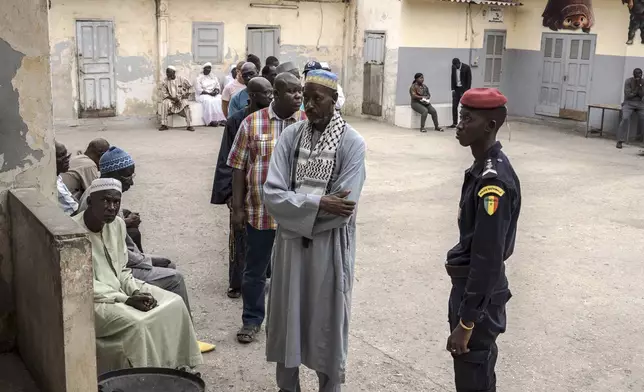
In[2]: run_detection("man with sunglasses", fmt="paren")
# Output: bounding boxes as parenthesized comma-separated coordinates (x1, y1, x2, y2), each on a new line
(227, 62, 259, 117)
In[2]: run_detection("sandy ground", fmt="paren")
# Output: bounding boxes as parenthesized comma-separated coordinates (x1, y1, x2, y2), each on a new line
(55, 117, 644, 392)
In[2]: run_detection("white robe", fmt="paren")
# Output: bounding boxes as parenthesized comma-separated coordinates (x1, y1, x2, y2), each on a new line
(195, 73, 226, 124)
(73, 213, 203, 373)
(263, 121, 366, 383)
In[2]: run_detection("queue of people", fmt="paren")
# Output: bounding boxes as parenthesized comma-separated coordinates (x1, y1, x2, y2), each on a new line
(54, 55, 359, 390)
(211, 67, 366, 391)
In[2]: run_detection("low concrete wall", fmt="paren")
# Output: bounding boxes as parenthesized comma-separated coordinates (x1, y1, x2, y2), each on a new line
(9, 189, 96, 392)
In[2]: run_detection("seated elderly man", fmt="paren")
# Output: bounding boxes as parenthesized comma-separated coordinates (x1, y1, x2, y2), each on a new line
(61, 138, 110, 200)
(78, 147, 214, 353)
(159, 65, 194, 132)
(195, 62, 226, 127)
(74, 178, 203, 372)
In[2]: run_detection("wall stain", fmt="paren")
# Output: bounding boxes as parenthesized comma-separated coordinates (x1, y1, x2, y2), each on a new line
(121, 98, 155, 116)
(116, 55, 154, 83)
(0, 38, 42, 172)
(50, 40, 76, 121)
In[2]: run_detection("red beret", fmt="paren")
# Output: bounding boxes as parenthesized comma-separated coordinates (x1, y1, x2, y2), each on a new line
(460, 88, 507, 109)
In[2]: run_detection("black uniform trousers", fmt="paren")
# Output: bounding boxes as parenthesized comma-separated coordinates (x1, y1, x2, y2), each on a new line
(448, 275, 511, 392)
(452, 87, 467, 125)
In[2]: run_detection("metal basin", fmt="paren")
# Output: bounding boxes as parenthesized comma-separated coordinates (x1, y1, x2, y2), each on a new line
(98, 367, 205, 392)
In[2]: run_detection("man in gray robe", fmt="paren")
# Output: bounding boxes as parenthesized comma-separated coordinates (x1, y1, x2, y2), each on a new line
(263, 69, 366, 392)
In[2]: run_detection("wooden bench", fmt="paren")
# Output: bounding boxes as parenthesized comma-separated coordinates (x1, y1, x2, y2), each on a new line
(585, 104, 622, 138)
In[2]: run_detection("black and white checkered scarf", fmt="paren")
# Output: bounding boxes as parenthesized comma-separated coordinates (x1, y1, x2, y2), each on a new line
(294, 111, 346, 195)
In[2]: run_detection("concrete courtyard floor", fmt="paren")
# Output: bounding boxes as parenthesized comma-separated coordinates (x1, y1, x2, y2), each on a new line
(57, 117, 644, 392)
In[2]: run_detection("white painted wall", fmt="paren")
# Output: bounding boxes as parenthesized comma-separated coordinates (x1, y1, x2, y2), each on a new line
(401, 0, 517, 50)
(166, 0, 347, 88)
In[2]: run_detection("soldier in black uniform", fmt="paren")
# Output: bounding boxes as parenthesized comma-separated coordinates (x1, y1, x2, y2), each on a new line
(445, 88, 521, 392)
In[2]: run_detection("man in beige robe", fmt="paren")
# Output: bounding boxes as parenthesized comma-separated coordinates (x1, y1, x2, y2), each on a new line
(159, 65, 194, 132)
(74, 178, 203, 373)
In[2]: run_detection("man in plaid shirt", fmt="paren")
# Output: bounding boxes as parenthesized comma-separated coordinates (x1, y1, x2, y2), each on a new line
(227, 73, 306, 344)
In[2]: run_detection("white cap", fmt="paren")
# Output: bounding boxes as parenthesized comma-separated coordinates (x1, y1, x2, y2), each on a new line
(167, 65, 176, 71)
(203, 62, 212, 68)
(88, 178, 122, 195)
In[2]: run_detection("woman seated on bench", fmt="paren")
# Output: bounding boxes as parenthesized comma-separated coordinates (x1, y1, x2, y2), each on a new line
(196, 62, 227, 127)
(410, 73, 443, 133)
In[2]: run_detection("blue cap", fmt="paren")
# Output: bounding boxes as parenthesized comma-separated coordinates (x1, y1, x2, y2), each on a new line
(305, 69, 338, 90)
(99, 146, 134, 175)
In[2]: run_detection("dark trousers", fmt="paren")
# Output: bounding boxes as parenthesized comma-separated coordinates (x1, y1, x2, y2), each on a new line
(452, 87, 466, 125)
(127, 227, 143, 253)
(228, 210, 247, 290)
(618, 101, 644, 142)
(628, 16, 644, 42)
(411, 100, 439, 129)
(448, 276, 511, 392)
(241, 223, 275, 326)
(276, 363, 340, 392)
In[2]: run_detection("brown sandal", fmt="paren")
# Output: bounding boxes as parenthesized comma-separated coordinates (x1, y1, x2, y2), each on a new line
(236, 324, 260, 344)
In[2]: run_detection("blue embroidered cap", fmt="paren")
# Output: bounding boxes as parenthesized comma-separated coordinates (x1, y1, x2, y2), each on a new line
(99, 146, 134, 175)
(305, 69, 338, 91)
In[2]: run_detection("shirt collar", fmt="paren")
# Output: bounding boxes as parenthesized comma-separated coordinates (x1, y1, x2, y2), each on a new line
(268, 102, 300, 121)
(467, 141, 503, 175)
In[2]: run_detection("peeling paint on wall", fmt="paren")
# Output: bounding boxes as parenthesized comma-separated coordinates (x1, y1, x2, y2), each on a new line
(280, 44, 344, 77)
(115, 55, 154, 83)
(0, 39, 42, 172)
(50, 40, 76, 121)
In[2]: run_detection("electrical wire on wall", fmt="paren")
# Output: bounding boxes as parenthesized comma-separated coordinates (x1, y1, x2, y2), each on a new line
(317, 2, 323, 50)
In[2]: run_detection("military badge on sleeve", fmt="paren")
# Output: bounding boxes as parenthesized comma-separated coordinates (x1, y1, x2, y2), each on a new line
(483, 195, 499, 216)
(478, 185, 504, 216)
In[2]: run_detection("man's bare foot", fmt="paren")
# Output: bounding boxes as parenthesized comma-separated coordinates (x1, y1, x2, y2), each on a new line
(158, 125, 169, 131)
(186, 126, 195, 132)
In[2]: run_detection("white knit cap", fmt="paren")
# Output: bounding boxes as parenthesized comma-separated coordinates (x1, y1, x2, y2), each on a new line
(203, 62, 212, 68)
(167, 65, 176, 71)
(88, 178, 122, 195)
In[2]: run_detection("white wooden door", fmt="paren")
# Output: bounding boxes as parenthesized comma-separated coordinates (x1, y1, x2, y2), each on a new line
(536, 34, 565, 116)
(247, 27, 280, 64)
(76, 20, 116, 118)
(483, 31, 505, 88)
(561, 36, 595, 120)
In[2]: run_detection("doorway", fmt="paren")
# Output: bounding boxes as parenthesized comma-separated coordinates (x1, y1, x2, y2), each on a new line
(362, 31, 386, 117)
(76, 20, 116, 118)
(483, 30, 506, 88)
(535, 33, 596, 120)
(246, 26, 280, 63)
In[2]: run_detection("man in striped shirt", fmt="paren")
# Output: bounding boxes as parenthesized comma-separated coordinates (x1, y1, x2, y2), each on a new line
(227, 73, 307, 344)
